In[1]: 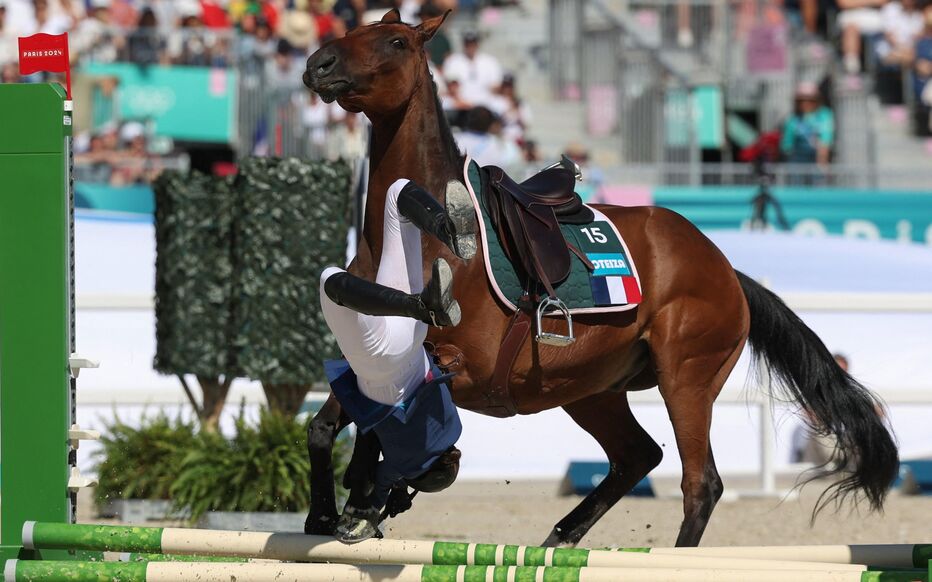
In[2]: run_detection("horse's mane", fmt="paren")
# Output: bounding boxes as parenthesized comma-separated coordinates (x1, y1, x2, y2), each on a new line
(429, 73, 466, 173)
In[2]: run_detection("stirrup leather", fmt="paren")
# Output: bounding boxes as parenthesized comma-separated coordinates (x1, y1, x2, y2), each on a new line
(535, 296, 575, 347)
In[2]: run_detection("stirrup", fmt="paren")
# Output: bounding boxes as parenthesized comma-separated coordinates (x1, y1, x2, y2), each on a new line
(535, 296, 575, 347)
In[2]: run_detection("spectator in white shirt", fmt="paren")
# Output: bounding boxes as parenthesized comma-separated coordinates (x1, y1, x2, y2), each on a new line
(33, 0, 71, 34)
(876, 0, 924, 66)
(837, 0, 889, 74)
(442, 30, 503, 110)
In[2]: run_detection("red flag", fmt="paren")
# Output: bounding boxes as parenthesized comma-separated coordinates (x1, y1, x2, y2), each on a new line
(18, 33, 72, 99)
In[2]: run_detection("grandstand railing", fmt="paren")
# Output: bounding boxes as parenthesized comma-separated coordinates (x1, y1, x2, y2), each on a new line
(548, 0, 880, 179)
(597, 162, 887, 188)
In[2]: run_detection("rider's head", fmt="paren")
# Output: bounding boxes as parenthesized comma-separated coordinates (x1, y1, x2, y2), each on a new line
(406, 446, 461, 493)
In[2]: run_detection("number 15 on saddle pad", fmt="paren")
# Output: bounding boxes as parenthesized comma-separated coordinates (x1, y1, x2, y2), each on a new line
(574, 221, 642, 307)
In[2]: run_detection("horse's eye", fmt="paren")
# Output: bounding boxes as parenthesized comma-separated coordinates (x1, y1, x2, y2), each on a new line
(391, 38, 405, 49)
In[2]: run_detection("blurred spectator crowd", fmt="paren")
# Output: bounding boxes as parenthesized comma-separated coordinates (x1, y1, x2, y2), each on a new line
(787, 0, 932, 135)
(0, 0, 537, 184)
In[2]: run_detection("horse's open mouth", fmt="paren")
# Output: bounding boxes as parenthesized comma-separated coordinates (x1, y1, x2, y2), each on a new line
(313, 79, 353, 103)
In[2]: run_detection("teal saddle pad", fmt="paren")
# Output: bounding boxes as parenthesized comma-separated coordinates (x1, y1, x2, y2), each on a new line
(465, 160, 641, 314)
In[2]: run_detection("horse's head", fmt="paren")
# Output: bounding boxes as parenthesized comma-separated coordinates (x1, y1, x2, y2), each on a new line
(304, 9, 449, 116)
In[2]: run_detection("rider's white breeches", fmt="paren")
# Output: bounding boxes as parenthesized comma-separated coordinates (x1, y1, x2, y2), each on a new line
(320, 178, 429, 406)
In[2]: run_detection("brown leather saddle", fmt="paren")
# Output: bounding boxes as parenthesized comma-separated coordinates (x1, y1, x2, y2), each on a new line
(484, 165, 594, 299)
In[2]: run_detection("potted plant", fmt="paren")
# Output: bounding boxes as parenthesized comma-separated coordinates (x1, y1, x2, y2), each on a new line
(170, 407, 351, 532)
(94, 412, 197, 522)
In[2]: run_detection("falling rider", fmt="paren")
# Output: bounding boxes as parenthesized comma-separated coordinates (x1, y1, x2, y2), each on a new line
(319, 178, 474, 544)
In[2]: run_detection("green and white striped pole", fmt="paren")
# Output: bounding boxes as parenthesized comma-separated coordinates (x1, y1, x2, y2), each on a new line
(4, 560, 929, 582)
(23, 522, 867, 572)
(119, 553, 251, 563)
(610, 544, 932, 569)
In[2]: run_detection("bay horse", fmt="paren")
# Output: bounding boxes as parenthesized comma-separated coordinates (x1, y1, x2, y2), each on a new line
(302, 10, 898, 547)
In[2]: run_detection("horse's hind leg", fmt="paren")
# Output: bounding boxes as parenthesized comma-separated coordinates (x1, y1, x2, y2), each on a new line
(654, 337, 744, 547)
(542, 391, 663, 547)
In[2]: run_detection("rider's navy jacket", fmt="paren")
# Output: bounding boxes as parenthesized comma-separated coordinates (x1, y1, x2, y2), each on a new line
(324, 358, 462, 508)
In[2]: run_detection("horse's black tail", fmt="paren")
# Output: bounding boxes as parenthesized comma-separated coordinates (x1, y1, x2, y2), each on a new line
(736, 270, 898, 516)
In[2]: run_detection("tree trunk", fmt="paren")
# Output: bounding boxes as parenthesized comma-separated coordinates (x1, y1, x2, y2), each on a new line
(197, 375, 234, 432)
(262, 383, 310, 417)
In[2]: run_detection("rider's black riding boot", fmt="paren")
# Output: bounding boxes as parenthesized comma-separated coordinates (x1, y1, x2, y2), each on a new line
(397, 181, 476, 260)
(324, 258, 461, 327)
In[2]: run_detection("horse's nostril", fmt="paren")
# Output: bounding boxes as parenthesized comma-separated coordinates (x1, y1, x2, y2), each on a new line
(317, 54, 337, 76)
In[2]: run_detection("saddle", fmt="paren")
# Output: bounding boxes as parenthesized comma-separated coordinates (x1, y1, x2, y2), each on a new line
(484, 166, 594, 300)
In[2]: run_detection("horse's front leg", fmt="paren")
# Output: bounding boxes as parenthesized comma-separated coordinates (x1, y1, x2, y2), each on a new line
(305, 394, 351, 535)
(333, 428, 384, 542)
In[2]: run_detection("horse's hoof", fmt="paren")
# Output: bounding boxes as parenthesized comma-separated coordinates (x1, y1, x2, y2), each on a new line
(334, 506, 382, 544)
(541, 529, 576, 548)
(304, 513, 337, 536)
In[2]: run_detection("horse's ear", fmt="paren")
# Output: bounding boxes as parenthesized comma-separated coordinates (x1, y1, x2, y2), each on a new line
(380, 8, 402, 23)
(416, 10, 451, 42)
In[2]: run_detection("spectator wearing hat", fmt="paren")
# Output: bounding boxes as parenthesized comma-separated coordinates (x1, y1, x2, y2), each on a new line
(781, 82, 834, 184)
(442, 31, 503, 110)
(279, 6, 317, 53)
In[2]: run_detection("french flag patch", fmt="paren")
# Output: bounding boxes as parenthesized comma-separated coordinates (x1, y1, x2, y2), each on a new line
(590, 275, 642, 306)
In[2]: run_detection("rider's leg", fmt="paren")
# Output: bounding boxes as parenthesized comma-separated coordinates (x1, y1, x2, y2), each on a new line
(396, 179, 476, 260)
(323, 259, 459, 327)
(322, 180, 460, 327)
(320, 179, 459, 403)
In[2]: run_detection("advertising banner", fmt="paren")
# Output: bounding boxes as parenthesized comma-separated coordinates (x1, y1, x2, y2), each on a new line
(82, 63, 236, 144)
(654, 186, 932, 244)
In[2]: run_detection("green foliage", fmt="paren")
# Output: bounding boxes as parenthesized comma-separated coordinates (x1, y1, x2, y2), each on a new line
(153, 172, 238, 378)
(93, 412, 199, 506)
(232, 157, 352, 385)
(169, 408, 351, 521)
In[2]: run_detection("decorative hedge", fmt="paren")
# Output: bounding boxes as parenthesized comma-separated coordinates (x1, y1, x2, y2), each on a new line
(153, 172, 238, 378)
(232, 157, 351, 386)
(153, 158, 352, 409)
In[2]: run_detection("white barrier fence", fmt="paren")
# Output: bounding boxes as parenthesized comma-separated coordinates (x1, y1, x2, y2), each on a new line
(75, 292, 932, 492)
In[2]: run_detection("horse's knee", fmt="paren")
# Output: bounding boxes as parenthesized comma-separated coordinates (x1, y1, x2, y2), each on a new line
(308, 415, 337, 454)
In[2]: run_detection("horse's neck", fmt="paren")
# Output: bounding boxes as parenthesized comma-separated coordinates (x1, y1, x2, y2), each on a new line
(359, 79, 460, 276)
